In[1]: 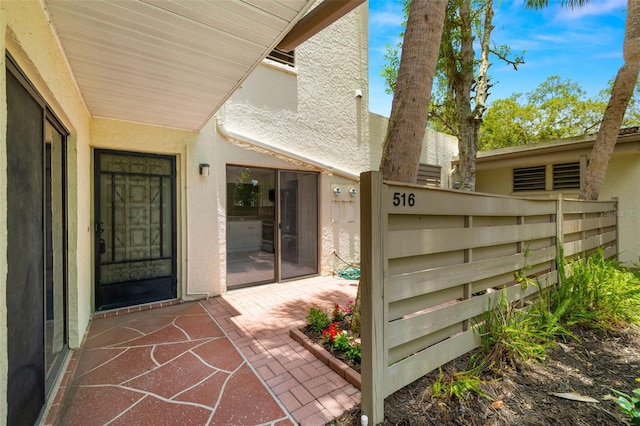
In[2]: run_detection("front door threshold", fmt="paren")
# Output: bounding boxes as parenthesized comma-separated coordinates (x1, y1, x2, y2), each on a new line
(93, 298, 182, 320)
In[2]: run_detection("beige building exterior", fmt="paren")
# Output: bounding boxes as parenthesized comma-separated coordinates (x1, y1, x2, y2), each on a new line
(475, 130, 640, 266)
(0, 0, 457, 423)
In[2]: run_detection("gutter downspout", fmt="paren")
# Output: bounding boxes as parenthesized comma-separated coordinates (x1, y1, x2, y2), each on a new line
(215, 112, 360, 181)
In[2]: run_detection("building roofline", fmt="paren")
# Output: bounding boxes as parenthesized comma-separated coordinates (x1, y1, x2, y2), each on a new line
(472, 128, 640, 169)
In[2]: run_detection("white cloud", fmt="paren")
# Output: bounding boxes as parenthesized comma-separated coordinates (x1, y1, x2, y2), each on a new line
(368, 3, 404, 28)
(555, 0, 626, 20)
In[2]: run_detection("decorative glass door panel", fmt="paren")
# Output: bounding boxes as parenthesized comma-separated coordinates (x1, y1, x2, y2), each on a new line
(95, 151, 176, 310)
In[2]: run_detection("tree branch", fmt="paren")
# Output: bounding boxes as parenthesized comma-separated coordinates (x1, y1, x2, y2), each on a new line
(489, 47, 524, 70)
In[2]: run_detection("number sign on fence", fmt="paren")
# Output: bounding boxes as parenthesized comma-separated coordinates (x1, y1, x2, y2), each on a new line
(360, 171, 618, 424)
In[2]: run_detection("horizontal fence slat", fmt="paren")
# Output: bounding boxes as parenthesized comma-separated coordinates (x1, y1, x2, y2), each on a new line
(389, 286, 463, 321)
(562, 200, 617, 214)
(563, 231, 617, 257)
(388, 323, 463, 365)
(532, 270, 558, 290)
(385, 246, 556, 302)
(562, 216, 617, 234)
(387, 281, 544, 350)
(386, 246, 556, 303)
(603, 245, 618, 260)
(384, 185, 557, 216)
(388, 223, 556, 259)
(385, 328, 479, 397)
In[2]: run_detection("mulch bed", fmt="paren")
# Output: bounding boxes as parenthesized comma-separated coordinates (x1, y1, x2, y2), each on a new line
(323, 323, 640, 426)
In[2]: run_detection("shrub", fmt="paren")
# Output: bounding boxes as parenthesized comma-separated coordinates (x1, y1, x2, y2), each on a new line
(611, 380, 640, 425)
(554, 250, 640, 329)
(475, 289, 562, 370)
(431, 367, 490, 400)
(333, 332, 351, 352)
(306, 305, 330, 334)
(346, 342, 361, 363)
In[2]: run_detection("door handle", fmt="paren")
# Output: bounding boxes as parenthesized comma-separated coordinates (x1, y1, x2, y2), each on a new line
(97, 222, 106, 253)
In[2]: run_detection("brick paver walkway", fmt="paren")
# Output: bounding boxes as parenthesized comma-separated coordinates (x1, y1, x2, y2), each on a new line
(200, 276, 360, 425)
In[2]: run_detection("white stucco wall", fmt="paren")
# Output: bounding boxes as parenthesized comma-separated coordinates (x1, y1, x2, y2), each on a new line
(369, 113, 459, 186)
(223, 2, 370, 178)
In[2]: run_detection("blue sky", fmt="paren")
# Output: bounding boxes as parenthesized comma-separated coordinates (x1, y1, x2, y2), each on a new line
(368, 0, 628, 117)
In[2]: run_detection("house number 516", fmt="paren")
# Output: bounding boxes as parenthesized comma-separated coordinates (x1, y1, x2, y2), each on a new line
(392, 192, 415, 207)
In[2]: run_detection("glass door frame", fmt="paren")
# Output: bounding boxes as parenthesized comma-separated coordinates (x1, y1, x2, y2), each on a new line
(44, 110, 69, 399)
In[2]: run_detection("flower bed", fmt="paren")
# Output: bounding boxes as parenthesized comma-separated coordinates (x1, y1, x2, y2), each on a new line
(293, 301, 362, 387)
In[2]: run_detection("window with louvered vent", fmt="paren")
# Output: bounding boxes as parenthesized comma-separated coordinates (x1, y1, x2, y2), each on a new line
(553, 162, 581, 189)
(417, 163, 441, 187)
(513, 166, 546, 191)
(266, 48, 295, 67)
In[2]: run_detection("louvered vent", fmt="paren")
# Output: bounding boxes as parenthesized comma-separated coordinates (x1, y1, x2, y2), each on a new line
(513, 166, 546, 191)
(417, 163, 441, 187)
(553, 162, 581, 190)
(266, 48, 295, 67)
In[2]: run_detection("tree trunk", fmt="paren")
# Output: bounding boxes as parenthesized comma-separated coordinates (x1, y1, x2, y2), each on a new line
(379, 0, 448, 182)
(580, 0, 640, 200)
(455, 0, 494, 192)
(624, 0, 640, 63)
(579, 62, 640, 200)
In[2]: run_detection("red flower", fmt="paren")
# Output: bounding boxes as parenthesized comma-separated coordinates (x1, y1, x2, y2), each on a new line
(322, 322, 340, 343)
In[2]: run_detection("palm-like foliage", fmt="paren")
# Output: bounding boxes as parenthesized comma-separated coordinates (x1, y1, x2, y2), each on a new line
(524, 0, 590, 9)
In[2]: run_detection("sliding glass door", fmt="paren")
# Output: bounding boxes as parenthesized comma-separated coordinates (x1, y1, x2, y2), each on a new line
(226, 166, 318, 287)
(6, 55, 68, 425)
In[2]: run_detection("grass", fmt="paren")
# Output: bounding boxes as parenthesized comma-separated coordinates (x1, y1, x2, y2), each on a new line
(431, 366, 490, 400)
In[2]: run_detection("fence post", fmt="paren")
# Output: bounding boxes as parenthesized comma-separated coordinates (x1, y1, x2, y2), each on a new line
(556, 195, 564, 277)
(360, 171, 385, 425)
(611, 197, 619, 262)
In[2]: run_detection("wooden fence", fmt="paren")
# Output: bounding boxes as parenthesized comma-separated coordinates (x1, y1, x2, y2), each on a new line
(360, 171, 618, 424)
